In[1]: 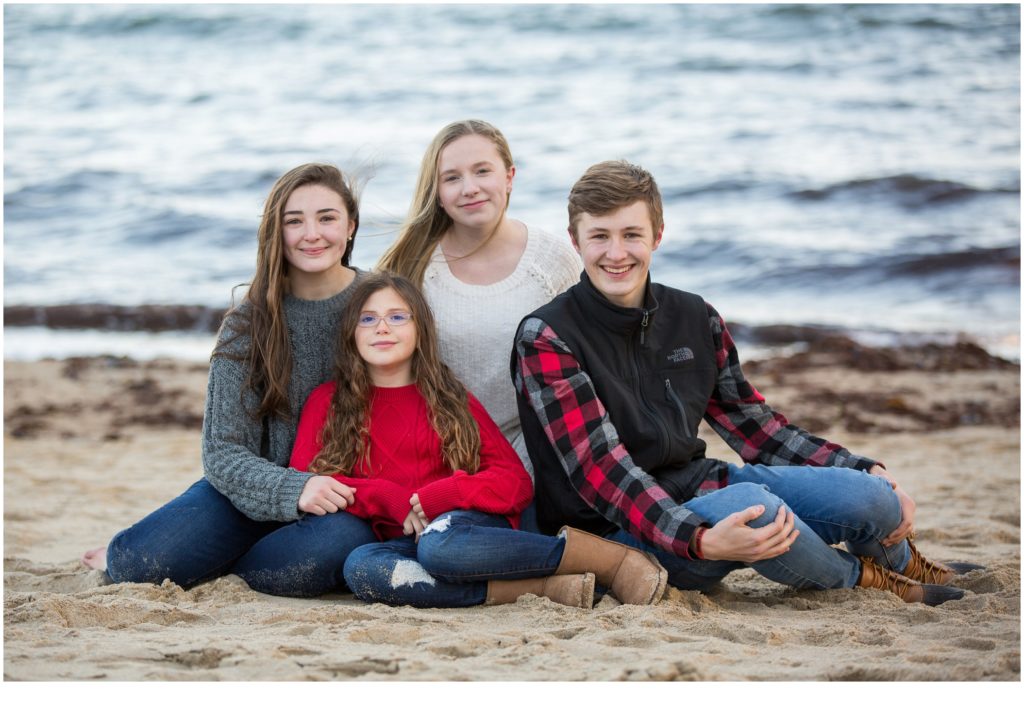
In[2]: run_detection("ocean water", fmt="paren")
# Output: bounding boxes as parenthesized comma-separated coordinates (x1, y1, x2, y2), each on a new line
(3, 3, 1020, 359)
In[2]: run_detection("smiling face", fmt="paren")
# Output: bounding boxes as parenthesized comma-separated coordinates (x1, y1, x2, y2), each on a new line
(436, 133, 515, 233)
(573, 200, 662, 309)
(354, 286, 418, 386)
(281, 183, 355, 282)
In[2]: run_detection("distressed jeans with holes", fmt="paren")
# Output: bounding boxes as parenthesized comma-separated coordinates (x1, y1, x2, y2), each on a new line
(342, 510, 567, 607)
(608, 463, 910, 592)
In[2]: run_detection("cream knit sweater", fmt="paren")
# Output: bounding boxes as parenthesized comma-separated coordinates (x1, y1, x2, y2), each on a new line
(423, 225, 582, 478)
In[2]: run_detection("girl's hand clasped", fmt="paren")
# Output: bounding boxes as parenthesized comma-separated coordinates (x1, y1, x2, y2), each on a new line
(297, 476, 356, 516)
(410, 493, 428, 522)
(404, 493, 430, 541)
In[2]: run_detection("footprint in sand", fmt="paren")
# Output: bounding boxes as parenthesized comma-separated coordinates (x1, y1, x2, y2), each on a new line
(954, 637, 997, 651)
(424, 642, 481, 659)
(319, 657, 400, 677)
(162, 648, 229, 669)
(348, 624, 423, 646)
(6, 594, 210, 629)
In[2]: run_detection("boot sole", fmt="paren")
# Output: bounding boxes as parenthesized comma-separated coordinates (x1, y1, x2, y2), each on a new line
(578, 572, 596, 608)
(921, 584, 966, 606)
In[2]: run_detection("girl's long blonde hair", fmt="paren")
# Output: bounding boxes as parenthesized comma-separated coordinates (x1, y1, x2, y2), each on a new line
(309, 272, 482, 476)
(376, 119, 514, 287)
(213, 163, 361, 419)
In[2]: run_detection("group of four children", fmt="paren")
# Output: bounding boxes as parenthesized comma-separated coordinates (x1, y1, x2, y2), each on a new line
(84, 120, 976, 610)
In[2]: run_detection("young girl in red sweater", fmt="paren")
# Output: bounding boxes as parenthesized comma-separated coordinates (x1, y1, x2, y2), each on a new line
(288, 272, 668, 608)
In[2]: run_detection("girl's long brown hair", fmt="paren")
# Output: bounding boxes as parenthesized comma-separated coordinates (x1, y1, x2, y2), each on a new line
(309, 272, 482, 476)
(376, 119, 514, 287)
(213, 163, 361, 419)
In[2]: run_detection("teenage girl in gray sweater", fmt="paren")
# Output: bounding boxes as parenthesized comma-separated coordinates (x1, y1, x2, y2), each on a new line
(81, 163, 377, 596)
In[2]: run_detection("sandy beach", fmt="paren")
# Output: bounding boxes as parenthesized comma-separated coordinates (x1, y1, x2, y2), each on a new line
(3, 342, 1020, 681)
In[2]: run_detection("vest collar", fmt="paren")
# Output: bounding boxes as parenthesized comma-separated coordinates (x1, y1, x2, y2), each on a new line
(574, 271, 660, 334)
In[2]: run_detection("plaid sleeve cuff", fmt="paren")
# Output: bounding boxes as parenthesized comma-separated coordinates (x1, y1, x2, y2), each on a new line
(705, 302, 882, 470)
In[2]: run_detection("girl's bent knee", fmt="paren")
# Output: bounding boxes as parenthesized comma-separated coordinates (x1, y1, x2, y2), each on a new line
(342, 553, 368, 586)
(416, 519, 473, 572)
(343, 554, 436, 605)
(106, 529, 166, 585)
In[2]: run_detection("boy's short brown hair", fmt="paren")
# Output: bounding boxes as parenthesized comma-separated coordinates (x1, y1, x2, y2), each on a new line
(567, 160, 664, 240)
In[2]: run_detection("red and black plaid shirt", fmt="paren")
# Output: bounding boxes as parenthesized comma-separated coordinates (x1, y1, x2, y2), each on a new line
(513, 302, 877, 558)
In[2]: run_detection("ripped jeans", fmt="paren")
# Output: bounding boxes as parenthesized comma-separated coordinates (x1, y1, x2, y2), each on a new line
(343, 510, 567, 607)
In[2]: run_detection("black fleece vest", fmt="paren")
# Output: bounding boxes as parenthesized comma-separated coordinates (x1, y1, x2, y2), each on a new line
(515, 273, 718, 536)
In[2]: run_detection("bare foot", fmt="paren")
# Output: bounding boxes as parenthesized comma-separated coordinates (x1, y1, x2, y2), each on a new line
(81, 546, 107, 571)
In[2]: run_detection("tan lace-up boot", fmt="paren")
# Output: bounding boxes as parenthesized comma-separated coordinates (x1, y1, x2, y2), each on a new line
(900, 537, 983, 585)
(485, 573, 595, 608)
(554, 527, 668, 605)
(857, 556, 964, 606)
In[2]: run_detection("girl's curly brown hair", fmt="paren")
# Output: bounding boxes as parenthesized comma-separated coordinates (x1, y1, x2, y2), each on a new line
(309, 271, 482, 476)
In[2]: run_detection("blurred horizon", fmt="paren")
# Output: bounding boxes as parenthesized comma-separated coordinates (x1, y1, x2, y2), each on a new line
(4, 3, 1020, 360)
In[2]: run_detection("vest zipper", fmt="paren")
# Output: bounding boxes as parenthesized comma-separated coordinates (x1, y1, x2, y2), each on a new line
(664, 378, 693, 439)
(640, 310, 649, 346)
(632, 323, 671, 467)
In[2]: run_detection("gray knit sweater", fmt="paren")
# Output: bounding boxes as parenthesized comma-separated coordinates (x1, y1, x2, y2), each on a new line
(201, 270, 364, 522)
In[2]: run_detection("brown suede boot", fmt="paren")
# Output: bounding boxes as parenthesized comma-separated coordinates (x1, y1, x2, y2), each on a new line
(485, 573, 595, 608)
(857, 556, 965, 606)
(554, 527, 668, 605)
(901, 538, 984, 585)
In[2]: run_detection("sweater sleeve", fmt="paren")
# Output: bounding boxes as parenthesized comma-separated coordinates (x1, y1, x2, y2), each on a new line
(202, 354, 313, 523)
(513, 318, 701, 558)
(703, 304, 879, 470)
(415, 394, 534, 522)
(329, 476, 414, 529)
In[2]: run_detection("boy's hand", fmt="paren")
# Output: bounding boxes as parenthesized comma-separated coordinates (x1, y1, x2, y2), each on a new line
(869, 465, 916, 546)
(700, 504, 799, 563)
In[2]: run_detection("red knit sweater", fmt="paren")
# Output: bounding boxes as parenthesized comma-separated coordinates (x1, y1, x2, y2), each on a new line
(289, 382, 533, 541)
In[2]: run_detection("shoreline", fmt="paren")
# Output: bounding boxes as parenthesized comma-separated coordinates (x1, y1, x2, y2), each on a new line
(5, 303, 1020, 364)
(3, 338, 1018, 441)
(3, 347, 1020, 680)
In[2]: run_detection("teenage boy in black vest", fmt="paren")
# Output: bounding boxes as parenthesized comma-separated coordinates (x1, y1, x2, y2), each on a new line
(511, 160, 977, 605)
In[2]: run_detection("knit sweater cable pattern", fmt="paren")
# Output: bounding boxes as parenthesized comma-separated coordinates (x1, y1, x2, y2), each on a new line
(289, 382, 533, 541)
(423, 224, 581, 475)
(202, 272, 364, 523)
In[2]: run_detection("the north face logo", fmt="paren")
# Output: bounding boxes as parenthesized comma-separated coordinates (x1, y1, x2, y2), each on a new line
(667, 347, 694, 363)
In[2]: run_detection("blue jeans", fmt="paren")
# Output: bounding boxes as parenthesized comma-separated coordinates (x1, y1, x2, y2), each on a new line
(609, 463, 908, 591)
(343, 510, 567, 607)
(106, 478, 377, 597)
